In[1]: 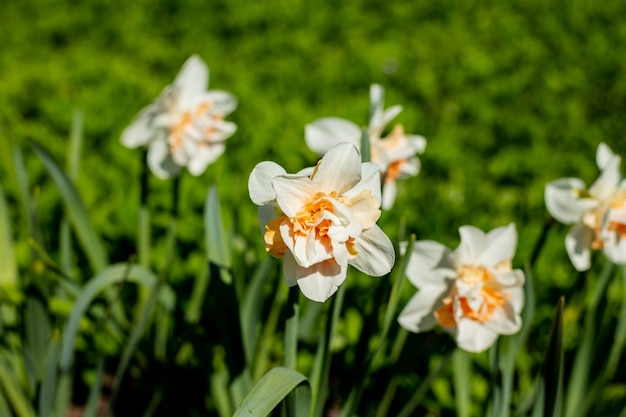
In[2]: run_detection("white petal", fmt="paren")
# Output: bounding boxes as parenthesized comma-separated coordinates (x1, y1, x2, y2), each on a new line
(590, 155, 621, 201)
(596, 142, 616, 170)
(248, 162, 287, 205)
(381, 181, 397, 210)
(296, 260, 347, 302)
(545, 178, 598, 224)
(369, 84, 385, 131)
(272, 176, 317, 217)
(483, 304, 522, 335)
(406, 240, 457, 288)
(382, 105, 403, 126)
(455, 226, 487, 266)
(208, 120, 237, 142)
(348, 225, 395, 276)
(187, 143, 225, 175)
(344, 162, 382, 204)
(174, 55, 209, 109)
(477, 223, 517, 267)
(454, 318, 499, 353)
(565, 222, 593, 271)
(147, 138, 180, 179)
(397, 286, 448, 333)
(205, 90, 238, 116)
(312, 143, 362, 195)
(305, 117, 361, 155)
(121, 104, 160, 148)
(409, 135, 427, 154)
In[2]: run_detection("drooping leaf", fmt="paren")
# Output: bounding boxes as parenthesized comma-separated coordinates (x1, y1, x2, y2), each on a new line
(233, 367, 310, 417)
(32, 141, 108, 273)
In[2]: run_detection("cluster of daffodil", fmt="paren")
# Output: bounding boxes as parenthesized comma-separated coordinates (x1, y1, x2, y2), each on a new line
(121, 55, 625, 359)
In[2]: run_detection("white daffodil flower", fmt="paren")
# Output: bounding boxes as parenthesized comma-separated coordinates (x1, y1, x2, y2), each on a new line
(304, 84, 426, 210)
(248, 143, 395, 303)
(545, 143, 626, 271)
(398, 224, 525, 353)
(122, 55, 237, 179)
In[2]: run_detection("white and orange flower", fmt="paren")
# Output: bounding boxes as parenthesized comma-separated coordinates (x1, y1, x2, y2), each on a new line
(305, 84, 426, 210)
(122, 55, 237, 179)
(545, 143, 626, 270)
(398, 224, 524, 353)
(248, 143, 395, 302)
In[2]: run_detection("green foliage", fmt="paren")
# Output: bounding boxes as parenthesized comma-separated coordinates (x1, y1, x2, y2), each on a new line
(0, 0, 625, 415)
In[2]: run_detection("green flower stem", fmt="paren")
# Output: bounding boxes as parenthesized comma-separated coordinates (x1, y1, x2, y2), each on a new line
(311, 284, 346, 417)
(341, 236, 415, 417)
(454, 349, 471, 417)
(396, 349, 456, 417)
(138, 150, 151, 269)
(283, 287, 300, 417)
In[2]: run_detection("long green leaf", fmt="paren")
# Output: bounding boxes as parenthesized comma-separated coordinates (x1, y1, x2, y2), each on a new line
(39, 331, 60, 417)
(0, 185, 17, 289)
(84, 357, 105, 417)
(0, 358, 35, 417)
(205, 184, 232, 283)
(240, 258, 275, 363)
(540, 297, 564, 417)
(60, 108, 84, 277)
(32, 141, 108, 272)
(60, 263, 175, 371)
(453, 349, 471, 417)
(234, 367, 310, 417)
(564, 262, 614, 417)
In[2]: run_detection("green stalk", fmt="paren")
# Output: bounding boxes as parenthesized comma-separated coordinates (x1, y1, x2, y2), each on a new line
(282, 287, 300, 417)
(311, 284, 346, 417)
(341, 237, 415, 417)
(396, 349, 455, 417)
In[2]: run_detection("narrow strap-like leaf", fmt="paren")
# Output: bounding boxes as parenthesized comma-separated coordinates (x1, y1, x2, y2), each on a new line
(234, 367, 310, 417)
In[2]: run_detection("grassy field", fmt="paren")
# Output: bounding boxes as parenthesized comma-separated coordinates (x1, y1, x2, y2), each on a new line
(1, 0, 626, 416)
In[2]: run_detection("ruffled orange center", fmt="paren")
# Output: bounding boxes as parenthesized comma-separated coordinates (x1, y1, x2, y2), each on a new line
(264, 192, 358, 259)
(608, 192, 626, 238)
(435, 263, 509, 327)
(169, 101, 219, 151)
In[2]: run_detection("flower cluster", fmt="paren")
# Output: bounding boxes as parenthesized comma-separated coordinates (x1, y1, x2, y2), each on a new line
(398, 224, 525, 352)
(305, 84, 426, 209)
(122, 55, 237, 179)
(248, 143, 395, 302)
(545, 143, 626, 271)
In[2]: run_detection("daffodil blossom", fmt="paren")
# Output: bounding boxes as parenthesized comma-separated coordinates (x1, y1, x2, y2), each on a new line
(545, 143, 626, 271)
(248, 143, 395, 302)
(304, 84, 426, 210)
(121, 55, 237, 179)
(398, 224, 524, 353)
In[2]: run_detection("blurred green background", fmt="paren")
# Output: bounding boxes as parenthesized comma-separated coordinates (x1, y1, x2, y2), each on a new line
(1, 0, 626, 415)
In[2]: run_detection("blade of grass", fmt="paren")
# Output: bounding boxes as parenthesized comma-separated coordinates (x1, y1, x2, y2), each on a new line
(340, 236, 415, 417)
(397, 349, 455, 417)
(32, 141, 108, 272)
(240, 258, 275, 363)
(106, 280, 164, 416)
(60, 108, 84, 277)
(0, 358, 35, 417)
(564, 262, 615, 417)
(205, 184, 232, 284)
(38, 330, 60, 417)
(540, 297, 564, 417)
(234, 367, 310, 417)
(453, 349, 471, 417)
(60, 263, 175, 372)
(84, 356, 104, 417)
(310, 284, 345, 417)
